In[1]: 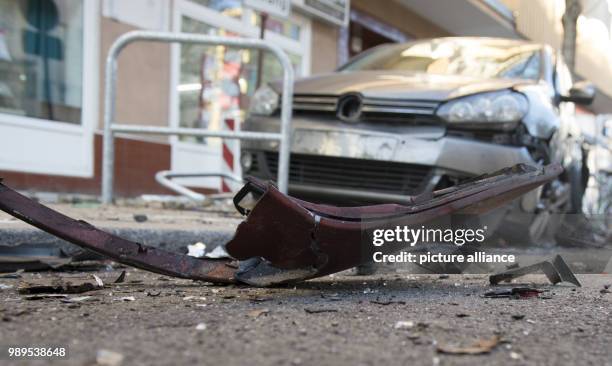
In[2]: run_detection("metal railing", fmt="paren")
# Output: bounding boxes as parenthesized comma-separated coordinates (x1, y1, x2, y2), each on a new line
(101, 30, 294, 204)
(155, 171, 242, 203)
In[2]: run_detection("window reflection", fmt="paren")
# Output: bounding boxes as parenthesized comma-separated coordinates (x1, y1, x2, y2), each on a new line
(250, 12, 301, 41)
(190, 0, 243, 19)
(0, 0, 83, 124)
(178, 16, 301, 144)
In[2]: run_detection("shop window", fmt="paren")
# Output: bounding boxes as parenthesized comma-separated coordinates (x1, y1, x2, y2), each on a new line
(177, 16, 302, 144)
(0, 0, 83, 124)
(250, 13, 301, 41)
(189, 0, 243, 19)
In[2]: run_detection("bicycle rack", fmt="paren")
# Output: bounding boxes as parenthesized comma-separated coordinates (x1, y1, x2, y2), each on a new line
(101, 30, 294, 204)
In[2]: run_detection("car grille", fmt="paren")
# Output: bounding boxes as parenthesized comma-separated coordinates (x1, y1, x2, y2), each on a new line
(293, 94, 441, 124)
(262, 152, 432, 195)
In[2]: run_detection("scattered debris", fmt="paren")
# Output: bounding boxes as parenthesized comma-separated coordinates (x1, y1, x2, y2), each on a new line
(0, 164, 562, 286)
(133, 214, 148, 223)
(113, 271, 126, 284)
(489, 255, 581, 287)
(436, 335, 500, 355)
(0, 269, 24, 278)
(249, 296, 272, 302)
(146, 290, 161, 297)
(18, 277, 102, 295)
(195, 322, 207, 331)
(484, 287, 543, 299)
(371, 299, 406, 306)
(204, 245, 230, 259)
(93, 274, 104, 287)
(118, 296, 135, 302)
(304, 308, 338, 314)
(0, 243, 74, 272)
(321, 293, 342, 301)
(248, 308, 270, 318)
(394, 320, 415, 329)
(511, 314, 525, 320)
(0, 283, 13, 290)
(455, 313, 470, 318)
(24, 294, 68, 300)
(187, 242, 206, 258)
(96, 349, 124, 366)
(62, 296, 96, 303)
(438, 274, 450, 279)
(509, 351, 522, 360)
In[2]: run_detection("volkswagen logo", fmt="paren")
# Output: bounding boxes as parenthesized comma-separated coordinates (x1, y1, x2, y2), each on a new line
(336, 93, 363, 123)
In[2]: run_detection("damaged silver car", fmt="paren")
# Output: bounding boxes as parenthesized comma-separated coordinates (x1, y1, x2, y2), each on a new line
(241, 37, 595, 242)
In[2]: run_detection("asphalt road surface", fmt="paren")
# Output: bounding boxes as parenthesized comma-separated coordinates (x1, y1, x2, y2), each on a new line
(1, 269, 610, 366)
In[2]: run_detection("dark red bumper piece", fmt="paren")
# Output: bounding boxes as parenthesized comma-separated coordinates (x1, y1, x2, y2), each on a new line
(0, 163, 562, 286)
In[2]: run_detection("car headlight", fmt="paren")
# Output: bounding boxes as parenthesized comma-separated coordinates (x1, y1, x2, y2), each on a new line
(436, 90, 528, 128)
(249, 85, 279, 116)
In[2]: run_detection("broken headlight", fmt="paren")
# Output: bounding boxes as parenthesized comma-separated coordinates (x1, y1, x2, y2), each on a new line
(249, 85, 279, 116)
(436, 90, 528, 129)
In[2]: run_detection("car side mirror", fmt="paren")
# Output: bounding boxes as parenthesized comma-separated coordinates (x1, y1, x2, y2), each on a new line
(560, 80, 595, 105)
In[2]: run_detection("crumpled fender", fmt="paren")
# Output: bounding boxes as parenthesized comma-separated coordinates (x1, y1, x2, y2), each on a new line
(227, 164, 562, 285)
(0, 163, 562, 287)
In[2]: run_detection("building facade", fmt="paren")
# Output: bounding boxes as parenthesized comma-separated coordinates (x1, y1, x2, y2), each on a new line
(0, 0, 610, 197)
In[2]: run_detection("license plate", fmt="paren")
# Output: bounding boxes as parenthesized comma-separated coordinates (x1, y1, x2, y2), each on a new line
(293, 129, 398, 160)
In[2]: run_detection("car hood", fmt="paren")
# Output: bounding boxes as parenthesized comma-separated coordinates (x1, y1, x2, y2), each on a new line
(287, 71, 534, 101)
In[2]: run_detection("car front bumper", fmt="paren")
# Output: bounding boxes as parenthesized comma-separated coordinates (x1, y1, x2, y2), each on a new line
(241, 115, 539, 205)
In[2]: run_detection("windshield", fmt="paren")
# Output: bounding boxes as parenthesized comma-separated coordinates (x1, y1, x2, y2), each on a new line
(341, 39, 542, 80)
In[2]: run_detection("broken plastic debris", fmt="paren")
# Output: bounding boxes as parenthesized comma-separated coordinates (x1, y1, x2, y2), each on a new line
(96, 349, 124, 366)
(24, 294, 69, 300)
(304, 307, 338, 314)
(113, 271, 126, 284)
(436, 335, 500, 355)
(248, 308, 270, 318)
(187, 242, 206, 258)
(0, 269, 24, 279)
(484, 287, 543, 299)
(0, 164, 562, 287)
(394, 320, 415, 329)
(18, 278, 101, 295)
(195, 322, 207, 331)
(489, 255, 581, 287)
(510, 351, 522, 360)
(204, 245, 230, 259)
(61, 295, 96, 303)
(93, 274, 104, 287)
